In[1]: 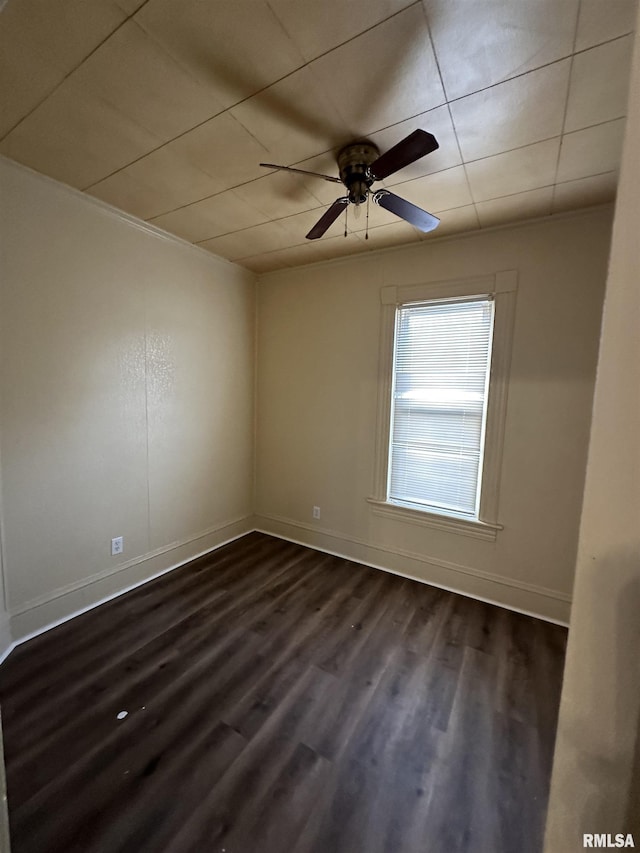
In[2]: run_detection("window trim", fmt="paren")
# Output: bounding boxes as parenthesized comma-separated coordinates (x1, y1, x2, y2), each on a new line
(369, 270, 517, 541)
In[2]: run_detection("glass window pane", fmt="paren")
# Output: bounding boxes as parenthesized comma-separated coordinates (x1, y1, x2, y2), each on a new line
(388, 297, 494, 517)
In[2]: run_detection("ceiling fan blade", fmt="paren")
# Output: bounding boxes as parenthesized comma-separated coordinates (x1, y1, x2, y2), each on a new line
(372, 190, 440, 233)
(259, 163, 343, 184)
(369, 129, 439, 181)
(306, 198, 349, 239)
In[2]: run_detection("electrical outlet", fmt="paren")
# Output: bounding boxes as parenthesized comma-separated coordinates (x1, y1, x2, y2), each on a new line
(111, 536, 124, 556)
(313, 506, 321, 519)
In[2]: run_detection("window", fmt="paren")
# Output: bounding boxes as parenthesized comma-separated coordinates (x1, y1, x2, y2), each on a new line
(369, 272, 517, 540)
(389, 296, 494, 519)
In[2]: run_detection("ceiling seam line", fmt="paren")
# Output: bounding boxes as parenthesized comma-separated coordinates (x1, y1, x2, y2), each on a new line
(418, 2, 479, 228)
(551, 0, 584, 211)
(192, 205, 332, 244)
(235, 201, 484, 261)
(81, 0, 424, 189)
(81, 29, 632, 195)
(145, 111, 624, 226)
(0, 0, 155, 143)
(235, 192, 617, 265)
(556, 168, 618, 185)
(242, 201, 616, 272)
(193, 166, 619, 250)
(470, 170, 619, 209)
(245, 111, 622, 190)
(445, 31, 633, 108)
(264, 0, 422, 65)
(177, 163, 473, 241)
(147, 152, 459, 224)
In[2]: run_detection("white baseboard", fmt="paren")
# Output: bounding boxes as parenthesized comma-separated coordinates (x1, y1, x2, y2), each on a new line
(6, 515, 254, 651)
(254, 513, 571, 626)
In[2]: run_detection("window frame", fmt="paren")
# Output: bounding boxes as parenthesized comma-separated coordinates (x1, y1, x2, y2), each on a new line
(368, 271, 517, 542)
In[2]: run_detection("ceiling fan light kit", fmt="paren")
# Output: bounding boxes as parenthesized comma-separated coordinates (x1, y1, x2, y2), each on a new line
(260, 128, 441, 241)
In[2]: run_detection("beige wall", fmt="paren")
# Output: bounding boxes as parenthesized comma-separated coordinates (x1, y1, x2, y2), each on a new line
(255, 209, 612, 622)
(545, 8, 640, 851)
(0, 157, 256, 645)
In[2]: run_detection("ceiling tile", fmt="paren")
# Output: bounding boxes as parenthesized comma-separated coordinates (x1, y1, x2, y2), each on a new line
(114, 0, 148, 12)
(552, 171, 618, 213)
(564, 36, 634, 132)
(423, 0, 579, 100)
(86, 172, 171, 223)
(423, 203, 479, 238)
(90, 148, 267, 226)
(575, 0, 637, 52)
(557, 118, 626, 184)
(0, 0, 130, 138)
(309, 4, 446, 138)
(69, 21, 224, 142)
(233, 171, 325, 220)
(361, 220, 423, 249)
(287, 151, 348, 204)
(86, 145, 223, 220)
(89, 146, 222, 212)
(236, 250, 297, 274)
(0, 78, 160, 189)
(450, 60, 570, 162)
(200, 220, 299, 260)
(274, 206, 350, 243)
(273, 232, 369, 265)
(167, 112, 270, 193)
(245, 243, 311, 270)
(267, 0, 414, 61)
(367, 105, 462, 185)
(394, 165, 473, 212)
(465, 138, 560, 202)
(149, 189, 268, 243)
(476, 186, 553, 228)
(230, 67, 346, 166)
(134, 0, 305, 111)
(241, 243, 306, 271)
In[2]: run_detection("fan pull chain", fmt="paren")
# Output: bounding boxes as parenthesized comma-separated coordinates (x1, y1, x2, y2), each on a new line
(344, 200, 348, 237)
(365, 192, 370, 240)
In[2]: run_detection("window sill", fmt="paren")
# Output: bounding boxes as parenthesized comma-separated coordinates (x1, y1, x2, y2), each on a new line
(366, 498, 502, 541)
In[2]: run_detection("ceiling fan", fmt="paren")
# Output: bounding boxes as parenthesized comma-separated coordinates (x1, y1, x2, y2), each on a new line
(260, 129, 440, 240)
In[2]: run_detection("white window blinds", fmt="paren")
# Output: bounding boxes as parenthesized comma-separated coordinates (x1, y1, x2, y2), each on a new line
(388, 296, 495, 518)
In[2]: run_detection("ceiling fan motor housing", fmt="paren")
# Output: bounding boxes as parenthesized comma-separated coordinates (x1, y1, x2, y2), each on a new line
(337, 141, 380, 204)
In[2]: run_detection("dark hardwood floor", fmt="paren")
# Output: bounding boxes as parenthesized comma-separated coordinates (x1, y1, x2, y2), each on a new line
(0, 532, 567, 853)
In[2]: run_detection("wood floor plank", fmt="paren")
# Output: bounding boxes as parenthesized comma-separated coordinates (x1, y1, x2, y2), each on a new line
(0, 532, 278, 698)
(0, 533, 567, 853)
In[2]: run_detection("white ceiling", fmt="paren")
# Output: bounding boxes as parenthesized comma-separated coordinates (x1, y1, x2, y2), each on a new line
(1, 0, 636, 272)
